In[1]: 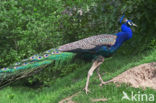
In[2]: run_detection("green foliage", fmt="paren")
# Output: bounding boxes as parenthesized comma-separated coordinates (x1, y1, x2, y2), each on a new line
(0, 0, 64, 67)
(27, 60, 84, 86)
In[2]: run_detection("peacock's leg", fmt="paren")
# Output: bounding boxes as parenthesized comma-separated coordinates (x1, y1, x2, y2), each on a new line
(84, 56, 104, 94)
(96, 67, 113, 87)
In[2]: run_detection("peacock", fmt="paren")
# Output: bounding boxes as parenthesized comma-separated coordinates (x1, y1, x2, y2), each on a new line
(0, 15, 137, 94)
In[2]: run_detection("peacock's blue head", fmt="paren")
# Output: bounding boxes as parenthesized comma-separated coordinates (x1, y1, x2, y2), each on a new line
(120, 15, 137, 27)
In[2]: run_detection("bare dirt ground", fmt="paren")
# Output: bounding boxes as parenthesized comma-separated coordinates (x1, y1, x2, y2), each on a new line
(91, 98, 108, 102)
(112, 62, 156, 90)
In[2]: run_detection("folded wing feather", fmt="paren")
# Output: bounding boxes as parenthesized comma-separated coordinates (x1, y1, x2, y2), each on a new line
(58, 34, 117, 52)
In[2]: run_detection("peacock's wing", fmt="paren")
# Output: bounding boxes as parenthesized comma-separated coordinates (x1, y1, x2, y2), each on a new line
(58, 34, 117, 52)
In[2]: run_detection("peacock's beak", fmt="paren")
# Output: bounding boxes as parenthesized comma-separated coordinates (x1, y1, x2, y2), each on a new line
(128, 21, 137, 27)
(132, 22, 137, 27)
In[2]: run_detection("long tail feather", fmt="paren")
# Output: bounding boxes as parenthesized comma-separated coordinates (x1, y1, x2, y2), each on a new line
(0, 48, 75, 87)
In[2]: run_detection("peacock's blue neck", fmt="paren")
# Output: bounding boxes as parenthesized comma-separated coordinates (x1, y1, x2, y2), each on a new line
(97, 23, 133, 56)
(110, 23, 133, 52)
(120, 23, 133, 39)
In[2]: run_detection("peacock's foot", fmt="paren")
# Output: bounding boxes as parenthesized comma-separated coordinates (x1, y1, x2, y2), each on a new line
(99, 80, 113, 87)
(83, 87, 90, 94)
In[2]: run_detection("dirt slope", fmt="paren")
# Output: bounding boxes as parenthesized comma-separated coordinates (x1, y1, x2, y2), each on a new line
(112, 62, 156, 90)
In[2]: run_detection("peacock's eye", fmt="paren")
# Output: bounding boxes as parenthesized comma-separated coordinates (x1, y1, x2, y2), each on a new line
(30, 56, 34, 59)
(38, 56, 42, 59)
(44, 54, 49, 57)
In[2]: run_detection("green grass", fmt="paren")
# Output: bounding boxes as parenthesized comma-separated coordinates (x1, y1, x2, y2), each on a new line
(0, 49, 156, 103)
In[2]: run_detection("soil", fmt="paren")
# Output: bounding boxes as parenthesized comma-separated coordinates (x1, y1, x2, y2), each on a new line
(112, 62, 156, 90)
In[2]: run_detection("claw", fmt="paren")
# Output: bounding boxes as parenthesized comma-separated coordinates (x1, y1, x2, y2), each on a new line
(99, 83, 103, 87)
(83, 87, 90, 94)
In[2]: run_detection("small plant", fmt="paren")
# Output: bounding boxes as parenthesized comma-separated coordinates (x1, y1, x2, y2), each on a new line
(8, 94, 15, 103)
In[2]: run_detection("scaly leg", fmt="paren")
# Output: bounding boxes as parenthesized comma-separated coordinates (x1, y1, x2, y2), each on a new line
(84, 56, 104, 94)
(96, 67, 113, 87)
